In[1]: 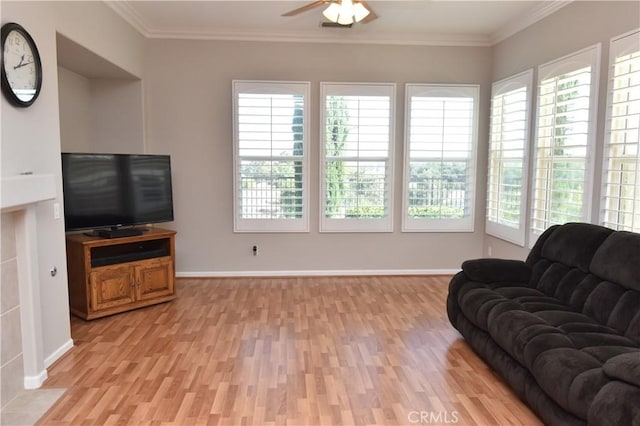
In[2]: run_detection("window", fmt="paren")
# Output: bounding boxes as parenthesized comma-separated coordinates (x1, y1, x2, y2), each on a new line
(232, 81, 309, 232)
(486, 70, 533, 246)
(320, 83, 395, 232)
(402, 84, 479, 232)
(601, 30, 640, 232)
(530, 45, 600, 243)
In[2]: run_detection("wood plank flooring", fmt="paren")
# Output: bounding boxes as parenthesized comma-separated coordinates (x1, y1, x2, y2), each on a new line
(38, 276, 542, 425)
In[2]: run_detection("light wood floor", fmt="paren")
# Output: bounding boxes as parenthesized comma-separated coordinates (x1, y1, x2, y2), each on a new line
(38, 276, 542, 425)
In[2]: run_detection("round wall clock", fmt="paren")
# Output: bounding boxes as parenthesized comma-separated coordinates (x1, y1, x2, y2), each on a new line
(1, 22, 43, 107)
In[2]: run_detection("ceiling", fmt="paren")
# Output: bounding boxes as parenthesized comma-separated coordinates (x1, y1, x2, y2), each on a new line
(106, 0, 571, 47)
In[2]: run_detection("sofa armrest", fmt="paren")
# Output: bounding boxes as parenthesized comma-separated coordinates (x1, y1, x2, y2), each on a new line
(603, 352, 640, 387)
(461, 258, 532, 284)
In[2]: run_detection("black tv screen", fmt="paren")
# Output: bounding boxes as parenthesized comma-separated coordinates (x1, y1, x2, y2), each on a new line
(62, 153, 174, 232)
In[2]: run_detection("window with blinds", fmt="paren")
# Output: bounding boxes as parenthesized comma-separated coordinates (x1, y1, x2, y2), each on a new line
(486, 70, 533, 246)
(602, 30, 640, 233)
(232, 81, 309, 232)
(530, 45, 600, 243)
(402, 84, 479, 232)
(320, 83, 395, 232)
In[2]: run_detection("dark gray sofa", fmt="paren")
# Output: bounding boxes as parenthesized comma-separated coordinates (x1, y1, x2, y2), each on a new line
(447, 223, 640, 425)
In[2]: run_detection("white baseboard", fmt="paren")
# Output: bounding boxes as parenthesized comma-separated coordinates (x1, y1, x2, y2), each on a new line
(22, 340, 73, 389)
(24, 369, 47, 390)
(44, 338, 74, 369)
(177, 269, 459, 278)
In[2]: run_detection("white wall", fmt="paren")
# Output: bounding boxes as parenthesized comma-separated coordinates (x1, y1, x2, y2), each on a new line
(485, 1, 640, 260)
(1, 0, 145, 367)
(144, 40, 492, 274)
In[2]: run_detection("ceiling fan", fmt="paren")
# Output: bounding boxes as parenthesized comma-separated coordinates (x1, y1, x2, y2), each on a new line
(282, 0, 378, 25)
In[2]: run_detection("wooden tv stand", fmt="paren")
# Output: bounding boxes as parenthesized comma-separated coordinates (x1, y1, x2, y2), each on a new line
(65, 227, 176, 320)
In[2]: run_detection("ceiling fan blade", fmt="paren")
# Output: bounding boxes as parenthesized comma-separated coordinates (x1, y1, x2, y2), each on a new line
(281, 0, 328, 17)
(358, 0, 378, 23)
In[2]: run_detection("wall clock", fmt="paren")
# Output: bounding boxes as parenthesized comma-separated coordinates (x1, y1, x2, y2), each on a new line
(1, 22, 43, 107)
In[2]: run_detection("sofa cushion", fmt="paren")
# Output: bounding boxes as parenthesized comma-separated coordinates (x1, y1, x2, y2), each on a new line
(581, 346, 639, 363)
(590, 231, 640, 292)
(568, 368, 611, 420)
(559, 323, 619, 334)
(531, 348, 605, 419)
(456, 281, 544, 331)
(458, 286, 504, 330)
(566, 332, 639, 349)
(568, 275, 602, 311)
(552, 269, 589, 304)
(534, 310, 598, 327)
(540, 223, 613, 272)
(607, 291, 640, 339)
(583, 281, 628, 325)
(581, 281, 640, 344)
(588, 381, 640, 426)
(488, 309, 568, 364)
(626, 311, 640, 343)
(602, 352, 640, 387)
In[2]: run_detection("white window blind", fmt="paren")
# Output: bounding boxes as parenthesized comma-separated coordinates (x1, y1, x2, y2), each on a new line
(233, 81, 309, 232)
(402, 84, 479, 232)
(486, 70, 533, 246)
(602, 30, 640, 232)
(320, 83, 395, 232)
(530, 45, 600, 243)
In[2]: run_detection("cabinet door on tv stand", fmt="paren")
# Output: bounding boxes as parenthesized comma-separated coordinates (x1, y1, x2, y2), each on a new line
(135, 258, 174, 301)
(90, 265, 136, 312)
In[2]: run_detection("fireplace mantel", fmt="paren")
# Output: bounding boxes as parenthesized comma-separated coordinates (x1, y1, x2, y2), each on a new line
(1, 174, 56, 212)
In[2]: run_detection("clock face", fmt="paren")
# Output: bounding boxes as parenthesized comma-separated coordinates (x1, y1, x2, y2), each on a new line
(1, 23, 42, 107)
(3, 29, 38, 102)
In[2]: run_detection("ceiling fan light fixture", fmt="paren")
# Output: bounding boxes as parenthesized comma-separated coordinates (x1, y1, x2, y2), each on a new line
(322, 3, 341, 22)
(353, 2, 370, 22)
(323, 0, 370, 25)
(337, 0, 354, 25)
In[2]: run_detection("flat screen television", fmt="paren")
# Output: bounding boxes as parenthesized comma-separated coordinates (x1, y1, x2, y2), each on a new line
(61, 153, 174, 237)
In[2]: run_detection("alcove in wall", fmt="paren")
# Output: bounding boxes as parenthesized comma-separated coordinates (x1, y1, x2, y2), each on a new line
(56, 33, 144, 154)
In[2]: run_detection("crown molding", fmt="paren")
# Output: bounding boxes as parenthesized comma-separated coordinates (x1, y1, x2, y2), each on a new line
(490, 0, 573, 45)
(105, 0, 153, 38)
(145, 28, 493, 47)
(105, 0, 570, 48)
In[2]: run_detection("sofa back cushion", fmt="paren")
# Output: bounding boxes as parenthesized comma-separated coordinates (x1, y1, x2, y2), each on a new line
(539, 223, 613, 272)
(527, 224, 610, 303)
(590, 231, 640, 292)
(526, 224, 640, 344)
(587, 231, 640, 344)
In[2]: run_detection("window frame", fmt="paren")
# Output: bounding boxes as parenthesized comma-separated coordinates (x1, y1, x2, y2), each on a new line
(529, 44, 601, 246)
(600, 29, 640, 232)
(232, 80, 310, 233)
(402, 83, 480, 233)
(319, 82, 396, 233)
(485, 69, 534, 246)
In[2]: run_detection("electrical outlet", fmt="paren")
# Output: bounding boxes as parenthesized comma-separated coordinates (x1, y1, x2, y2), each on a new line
(488, 246, 493, 257)
(53, 203, 61, 219)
